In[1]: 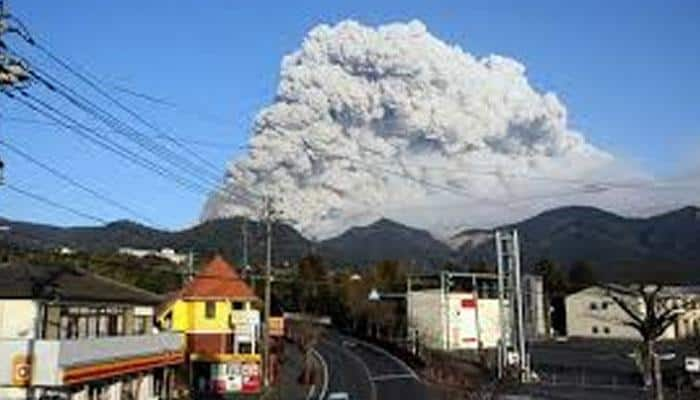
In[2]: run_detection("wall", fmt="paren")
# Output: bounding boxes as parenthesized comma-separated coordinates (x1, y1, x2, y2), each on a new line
(0, 300, 38, 339)
(408, 289, 505, 351)
(475, 298, 503, 349)
(166, 299, 253, 333)
(566, 288, 643, 339)
(523, 275, 547, 338)
(409, 290, 444, 350)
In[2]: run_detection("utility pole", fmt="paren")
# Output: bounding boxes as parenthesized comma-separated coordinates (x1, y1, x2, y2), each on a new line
(0, 2, 30, 88)
(1, 0, 31, 186)
(242, 216, 248, 268)
(262, 195, 275, 388)
(186, 249, 194, 282)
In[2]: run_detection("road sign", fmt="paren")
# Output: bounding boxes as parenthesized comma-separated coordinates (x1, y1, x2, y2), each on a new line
(686, 357, 700, 373)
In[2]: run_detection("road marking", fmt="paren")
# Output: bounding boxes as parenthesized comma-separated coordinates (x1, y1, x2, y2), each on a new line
(305, 384, 316, 400)
(327, 339, 378, 400)
(345, 336, 420, 381)
(370, 373, 416, 382)
(311, 348, 329, 400)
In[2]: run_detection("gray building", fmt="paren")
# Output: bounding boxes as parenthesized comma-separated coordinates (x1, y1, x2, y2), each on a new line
(565, 285, 700, 340)
(0, 263, 184, 400)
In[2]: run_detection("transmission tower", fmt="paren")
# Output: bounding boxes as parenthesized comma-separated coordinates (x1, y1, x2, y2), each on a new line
(495, 229, 530, 382)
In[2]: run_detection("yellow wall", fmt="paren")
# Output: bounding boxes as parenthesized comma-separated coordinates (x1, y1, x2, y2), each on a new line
(161, 299, 252, 333)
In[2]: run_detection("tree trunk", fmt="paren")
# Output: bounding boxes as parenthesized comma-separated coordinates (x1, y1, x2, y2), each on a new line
(653, 351, 664, 400)
(644, 340, 654, 390)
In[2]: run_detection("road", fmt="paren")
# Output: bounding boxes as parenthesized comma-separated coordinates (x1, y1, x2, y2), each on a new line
(314, 332, 430, 400)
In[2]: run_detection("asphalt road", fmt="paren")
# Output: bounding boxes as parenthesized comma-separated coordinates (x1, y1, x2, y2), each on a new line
(315, 332, 430, 400)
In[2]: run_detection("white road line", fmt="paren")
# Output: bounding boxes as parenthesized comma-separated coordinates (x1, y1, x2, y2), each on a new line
(305, 384, 316, 400)
(327, 339, 378, 400)
(370, 373, 416, 382)
(311, 347, 329, 400)
(344, 337, 420, 381)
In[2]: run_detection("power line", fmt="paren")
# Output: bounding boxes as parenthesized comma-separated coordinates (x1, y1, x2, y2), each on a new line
(25, 41, 225, 177)
(6, 90, 259, 207)
(24, 64, 261, 204)
(6, 90, 207, 196)
(5, 183, 109, 224)
(27, 66, 222, 187)
(0, 115, 239, 149)
(0, 138, 160, 226)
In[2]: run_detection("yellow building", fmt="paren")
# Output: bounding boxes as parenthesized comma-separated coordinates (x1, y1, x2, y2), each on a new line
(157, 256, 262, 395)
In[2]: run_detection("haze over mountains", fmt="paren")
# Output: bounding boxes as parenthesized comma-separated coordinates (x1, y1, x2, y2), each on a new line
(3, 205, 699, 283)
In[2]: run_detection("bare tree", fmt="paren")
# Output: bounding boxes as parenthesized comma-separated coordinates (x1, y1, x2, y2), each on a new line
(601, 284, 694, 400)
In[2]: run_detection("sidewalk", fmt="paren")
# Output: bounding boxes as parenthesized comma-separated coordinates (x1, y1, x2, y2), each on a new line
(263, 341, 315, 400)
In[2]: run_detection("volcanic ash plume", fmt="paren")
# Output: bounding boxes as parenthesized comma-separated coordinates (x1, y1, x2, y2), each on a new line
(202, 20, 613, 237)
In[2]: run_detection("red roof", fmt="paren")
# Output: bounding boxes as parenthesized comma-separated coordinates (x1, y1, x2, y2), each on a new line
(180, 256, 258, 300)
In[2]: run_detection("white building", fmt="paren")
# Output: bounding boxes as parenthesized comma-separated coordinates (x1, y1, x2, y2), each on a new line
(0, 262, 184, 400)
(118, 247, 188, 265)
(565, 285, 700, 340)
(407, 274, 546, 351)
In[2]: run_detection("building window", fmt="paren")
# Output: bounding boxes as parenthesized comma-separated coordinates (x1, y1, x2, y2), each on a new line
(589, 302, 598, 310)
(205, 302, 216, 319)
(238, 342, 253, 354)
(232, 301, 245, 311)
(603, 326, 610, 334)
(601, 301, 609, 310)
(592, 326, 598, 334)
(134, 316, 149, 334)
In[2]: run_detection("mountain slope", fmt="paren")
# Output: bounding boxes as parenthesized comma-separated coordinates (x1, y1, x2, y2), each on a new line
(319, 218, 453, 268)
(0, 217, 310, 266)
(3, 205, 699, 282)
(453, 206, 700, 283)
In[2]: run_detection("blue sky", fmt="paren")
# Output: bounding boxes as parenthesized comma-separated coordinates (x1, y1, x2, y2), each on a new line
(1, 0, 698, 229)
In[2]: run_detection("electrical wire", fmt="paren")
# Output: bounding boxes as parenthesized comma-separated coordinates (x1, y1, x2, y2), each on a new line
(5, 183, 109, 225)
(0, 115, 239, 149)
(6, 90, 259, 207)
(0, 138, 160, 226)
(28, 41, 225, 176)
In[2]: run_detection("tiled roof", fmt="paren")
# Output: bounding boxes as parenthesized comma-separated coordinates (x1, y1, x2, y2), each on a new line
(180, 255, 258, 300)
(0, 262, 162, 305)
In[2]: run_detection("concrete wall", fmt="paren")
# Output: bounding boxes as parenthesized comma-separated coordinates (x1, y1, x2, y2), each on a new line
(408, 289, 505, 350)
(0, 339, 62, 386)
(0, 300, 38, 339)
(564, 287, 686, 339)
(409, 290, 445, 350)
(566, 288, 641, 339)
(523, 275, 547, 338)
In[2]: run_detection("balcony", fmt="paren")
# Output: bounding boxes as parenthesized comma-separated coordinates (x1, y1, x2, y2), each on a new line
(0, 332, 184, 387)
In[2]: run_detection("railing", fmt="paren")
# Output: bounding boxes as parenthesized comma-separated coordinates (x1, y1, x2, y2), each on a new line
(0, 332, 184, 387)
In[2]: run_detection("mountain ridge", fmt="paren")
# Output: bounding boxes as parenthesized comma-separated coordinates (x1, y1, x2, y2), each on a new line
(2, 205, 699, 282)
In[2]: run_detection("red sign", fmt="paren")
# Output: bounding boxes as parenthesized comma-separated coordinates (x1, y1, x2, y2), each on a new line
(461, 298, 477, 308)
(241, 362, 261, 393)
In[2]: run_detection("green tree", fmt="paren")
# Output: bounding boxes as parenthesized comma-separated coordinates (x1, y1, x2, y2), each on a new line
(534, 259, 568, 296)
(470, 260, 496, 274)
(568, 260, 596, 288)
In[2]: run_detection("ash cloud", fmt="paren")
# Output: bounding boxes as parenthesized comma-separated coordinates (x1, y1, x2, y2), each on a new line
(201, 20, 666, 237)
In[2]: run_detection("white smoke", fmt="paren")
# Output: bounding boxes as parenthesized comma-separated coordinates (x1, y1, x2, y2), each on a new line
(202, 20, 690, 238)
